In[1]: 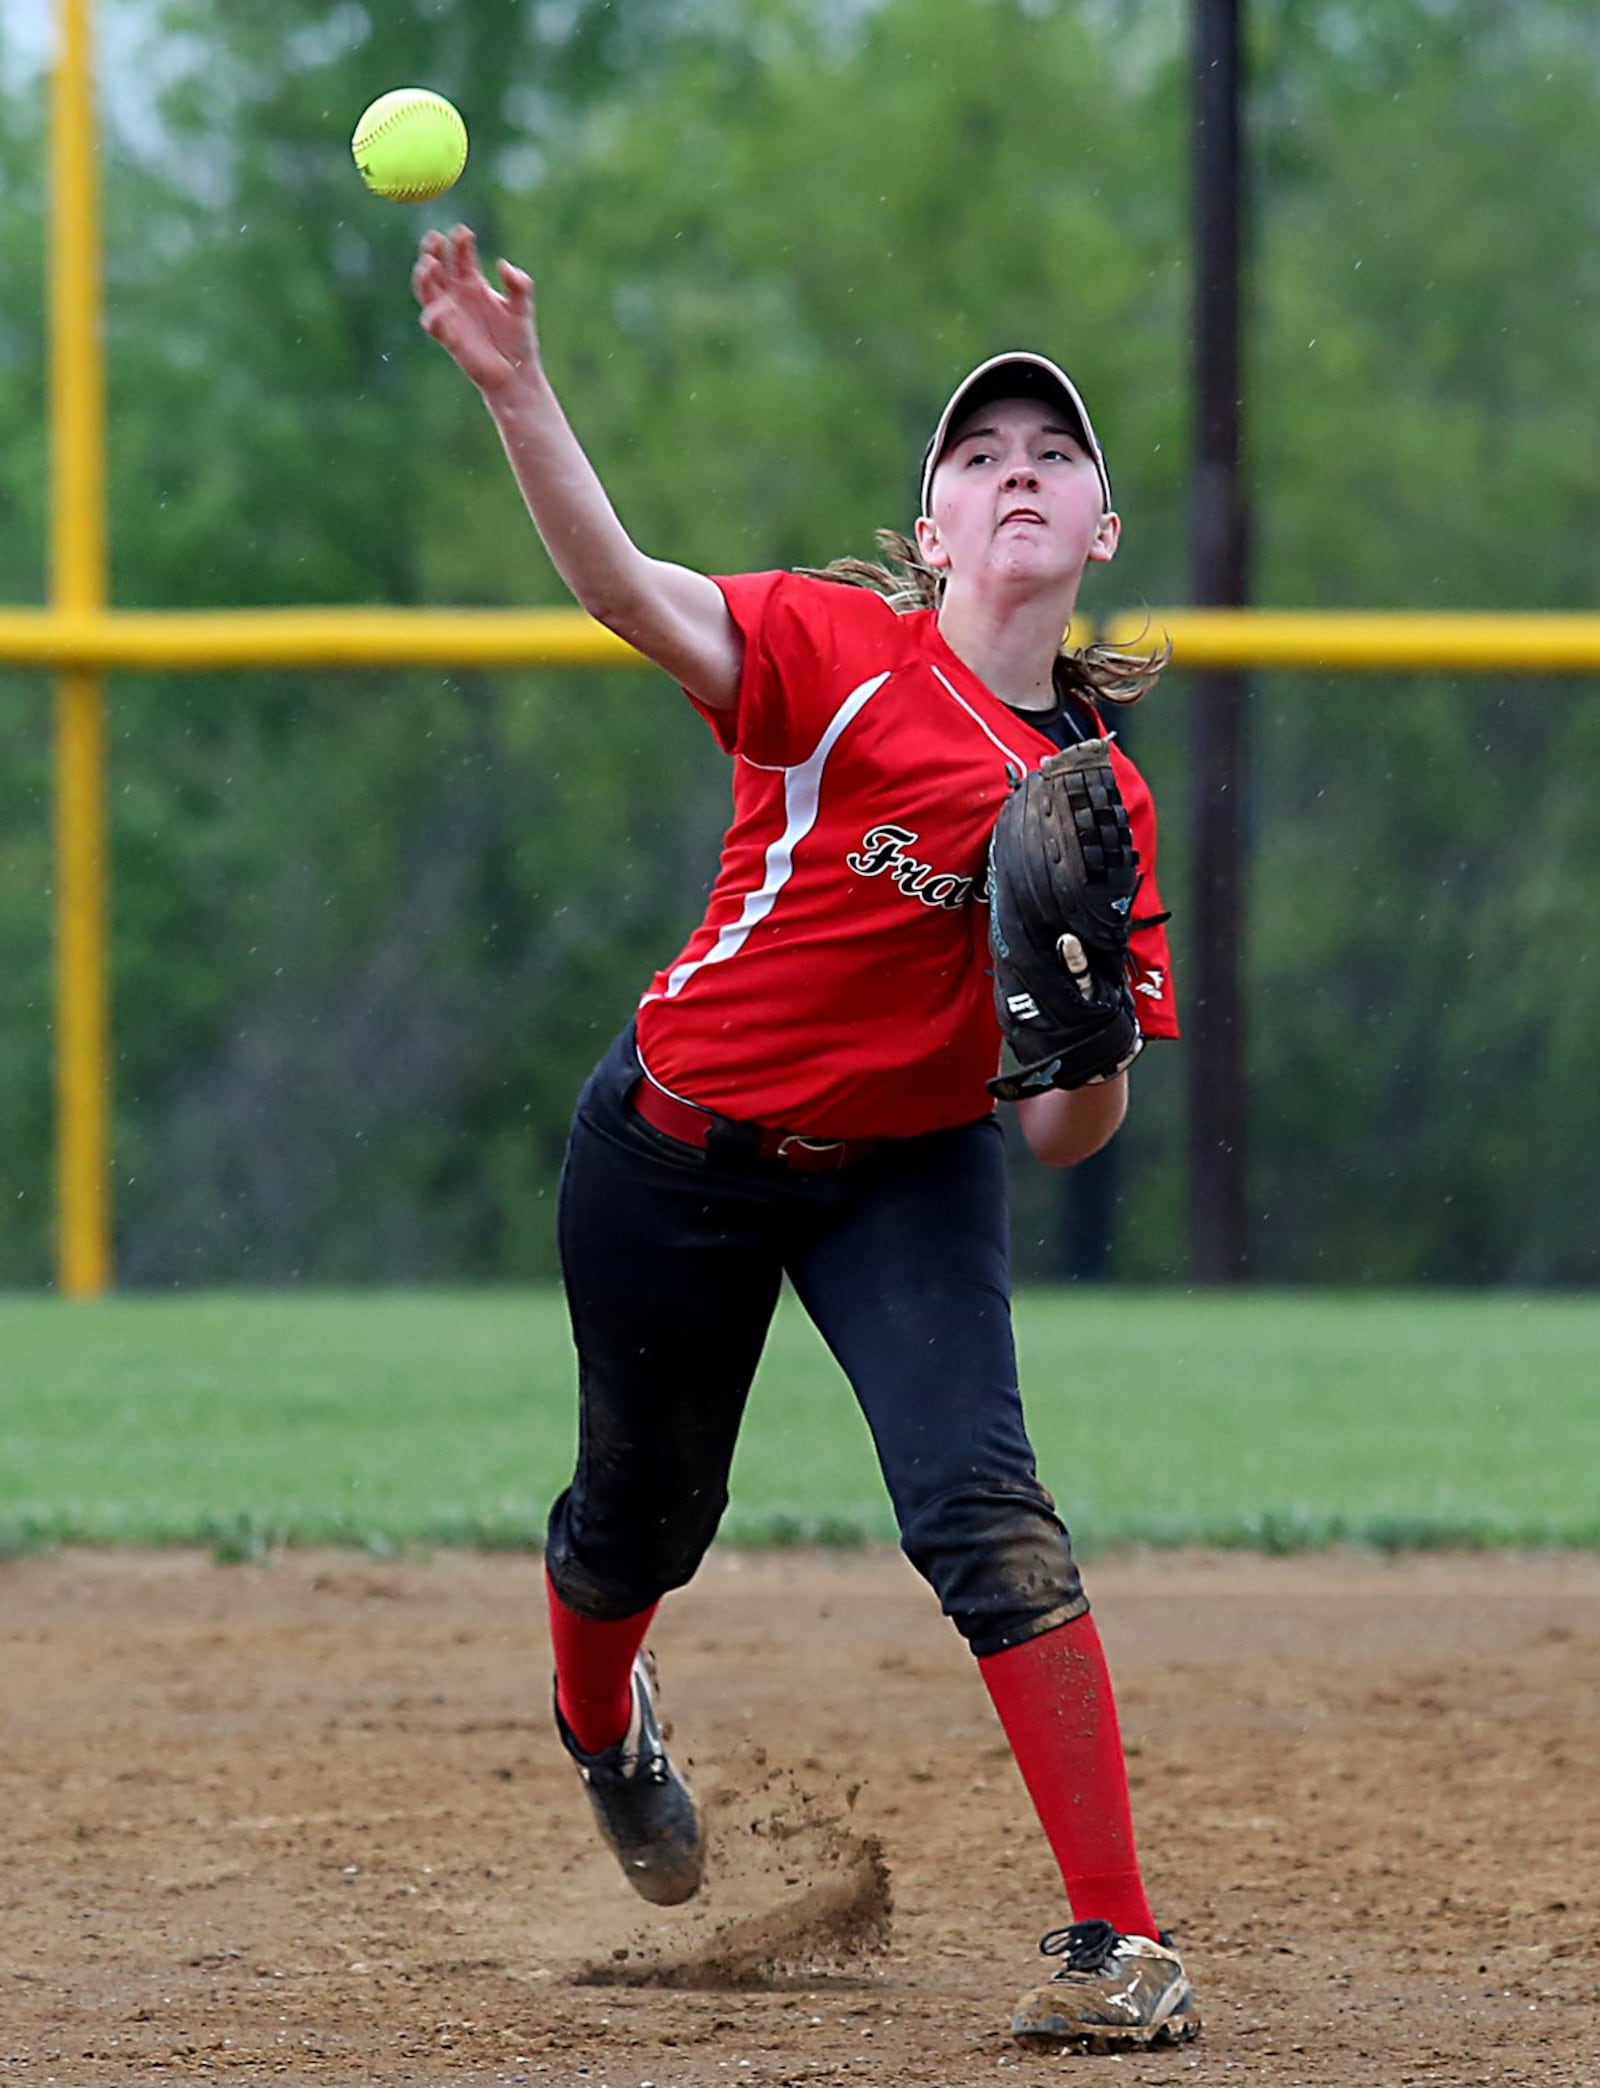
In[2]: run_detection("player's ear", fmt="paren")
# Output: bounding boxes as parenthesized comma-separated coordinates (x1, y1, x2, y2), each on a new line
(914, 514, 950, 572)
(1087, 509, 1121, 564)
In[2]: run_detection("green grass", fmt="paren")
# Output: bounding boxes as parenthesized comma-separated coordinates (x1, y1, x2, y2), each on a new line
(1, 1288, 1597, 1556)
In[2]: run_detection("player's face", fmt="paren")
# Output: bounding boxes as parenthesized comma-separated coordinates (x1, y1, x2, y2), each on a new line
(915, 397, 1119, 600)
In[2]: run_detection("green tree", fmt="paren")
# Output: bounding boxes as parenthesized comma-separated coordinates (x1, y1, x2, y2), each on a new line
(0, 41, 53, 1285)
(2, 0, 1597, 1286)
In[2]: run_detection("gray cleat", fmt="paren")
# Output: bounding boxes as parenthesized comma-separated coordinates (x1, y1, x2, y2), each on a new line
(1011, 1918, 1200, 2052)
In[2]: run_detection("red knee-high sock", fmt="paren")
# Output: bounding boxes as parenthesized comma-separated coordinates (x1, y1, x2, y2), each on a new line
(978, 1612, 1159, 1939)
(545, 1571, 658, 1756)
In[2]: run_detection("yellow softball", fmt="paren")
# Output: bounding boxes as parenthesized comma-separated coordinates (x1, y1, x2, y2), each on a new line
(351, 89, 468, 205)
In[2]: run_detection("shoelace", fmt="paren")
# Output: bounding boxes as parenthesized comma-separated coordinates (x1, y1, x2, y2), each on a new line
(1038, 1918, 1123, 1973)
(618, 1686, 671, 1785)
(1127, 871, 1172, 937)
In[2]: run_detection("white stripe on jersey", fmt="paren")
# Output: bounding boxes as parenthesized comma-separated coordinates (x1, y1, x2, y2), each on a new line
(646, 670, 893, 1002)
(930, 665, 1036, 780)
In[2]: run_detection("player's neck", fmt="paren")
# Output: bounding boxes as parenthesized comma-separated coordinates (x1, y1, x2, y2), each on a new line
(936, 584, 1078, 713)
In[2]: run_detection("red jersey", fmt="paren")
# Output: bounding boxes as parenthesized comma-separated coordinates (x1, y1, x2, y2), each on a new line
(634, 571, 1177, 1140)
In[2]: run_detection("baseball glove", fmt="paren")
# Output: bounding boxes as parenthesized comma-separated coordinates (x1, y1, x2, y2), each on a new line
(986, 738, 1154, 1102)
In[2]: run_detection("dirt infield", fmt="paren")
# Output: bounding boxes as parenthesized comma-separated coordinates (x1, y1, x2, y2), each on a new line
(3, 1546, 1598, 2087)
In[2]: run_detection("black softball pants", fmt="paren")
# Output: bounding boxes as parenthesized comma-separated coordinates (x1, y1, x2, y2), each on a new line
(543, 1027, 1088, 1657)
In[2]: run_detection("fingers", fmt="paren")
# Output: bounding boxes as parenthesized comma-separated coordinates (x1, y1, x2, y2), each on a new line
(410, 226, 452, 307)
(497, 259, 533, 307)
(412, 224, 478, 287)
(409, 226, 536, 383)
(449, 222, 479, 277)
(412, 226, 532, 309)
(1056, 933, 1095, 1003)
(410, 250, 440, 307)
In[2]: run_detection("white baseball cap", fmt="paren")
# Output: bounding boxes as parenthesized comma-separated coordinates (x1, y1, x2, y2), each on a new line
(919, 351, 1112, 517)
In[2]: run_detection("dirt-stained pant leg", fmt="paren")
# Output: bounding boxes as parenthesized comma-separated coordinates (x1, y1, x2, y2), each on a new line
(548, 1033, 1083, 1647)
(784, 1117, 1088, 1656)
(545, 1032, 787, 1620)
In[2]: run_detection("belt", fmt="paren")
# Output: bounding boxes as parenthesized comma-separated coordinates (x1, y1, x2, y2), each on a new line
(630, 1078, 878, 1173)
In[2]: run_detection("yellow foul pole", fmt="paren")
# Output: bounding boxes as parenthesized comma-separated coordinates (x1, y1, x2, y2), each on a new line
(50, 0, 111, 1296)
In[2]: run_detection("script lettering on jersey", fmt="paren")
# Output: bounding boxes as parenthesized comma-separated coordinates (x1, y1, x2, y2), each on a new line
(846, 823, 977, 912)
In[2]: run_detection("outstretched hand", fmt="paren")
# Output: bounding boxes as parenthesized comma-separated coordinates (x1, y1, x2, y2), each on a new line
(411, 225, 539, 396)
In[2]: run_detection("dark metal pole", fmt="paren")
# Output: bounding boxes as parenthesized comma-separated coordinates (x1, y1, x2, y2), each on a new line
(1059, 1143, 1116, 1282)
(1188, 0, 1251, 1281)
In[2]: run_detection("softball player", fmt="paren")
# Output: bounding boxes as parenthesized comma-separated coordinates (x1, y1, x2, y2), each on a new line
(412, 223, 1199, 2054)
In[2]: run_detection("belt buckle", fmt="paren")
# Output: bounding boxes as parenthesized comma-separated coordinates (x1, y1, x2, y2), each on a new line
(776, 1133, 848, 1171)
